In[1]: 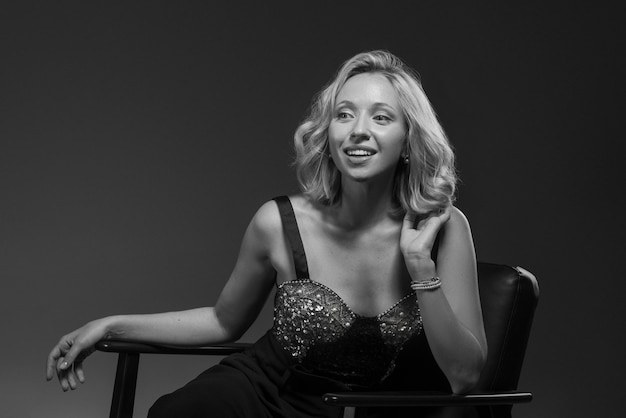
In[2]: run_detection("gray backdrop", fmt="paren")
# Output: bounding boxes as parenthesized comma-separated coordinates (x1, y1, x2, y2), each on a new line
(1, 2, 623, 417)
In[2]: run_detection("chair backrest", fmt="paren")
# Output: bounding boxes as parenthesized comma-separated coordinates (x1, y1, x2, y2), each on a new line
(476, 263, 539, 391)
(385, 262, 539, 394)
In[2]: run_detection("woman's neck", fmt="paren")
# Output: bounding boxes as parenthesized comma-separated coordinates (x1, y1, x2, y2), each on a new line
(332, 175, 396, 231)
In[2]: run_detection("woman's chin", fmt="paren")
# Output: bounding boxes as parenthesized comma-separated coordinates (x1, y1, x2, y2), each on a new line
(339, 168, 393, 185)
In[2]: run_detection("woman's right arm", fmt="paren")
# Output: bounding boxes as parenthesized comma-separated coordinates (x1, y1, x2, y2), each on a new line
(46, 200, 280, 391)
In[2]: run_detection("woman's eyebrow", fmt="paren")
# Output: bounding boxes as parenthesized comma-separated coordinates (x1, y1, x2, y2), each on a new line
(335, 100, 354, 108)
(371, 102, 398, 112)
(335, 100, 397, 111)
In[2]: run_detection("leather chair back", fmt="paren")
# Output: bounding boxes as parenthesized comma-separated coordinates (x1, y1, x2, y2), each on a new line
(476, 263, 539, 391)
(385, 262, 539, 394)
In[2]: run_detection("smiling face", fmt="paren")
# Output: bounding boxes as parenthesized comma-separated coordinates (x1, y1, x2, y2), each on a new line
(328, 72, 407, 184)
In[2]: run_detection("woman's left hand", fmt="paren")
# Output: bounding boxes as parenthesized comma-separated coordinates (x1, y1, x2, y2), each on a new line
(400, 206, 452, 279)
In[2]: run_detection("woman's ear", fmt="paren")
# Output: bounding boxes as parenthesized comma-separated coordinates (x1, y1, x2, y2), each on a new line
(402, 140, 410, 163)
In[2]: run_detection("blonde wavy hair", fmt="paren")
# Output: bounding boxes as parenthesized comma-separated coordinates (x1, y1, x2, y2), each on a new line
(293, 50, 457, 215)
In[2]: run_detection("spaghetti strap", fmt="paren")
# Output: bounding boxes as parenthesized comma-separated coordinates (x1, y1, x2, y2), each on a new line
(273, 196, 310, 279)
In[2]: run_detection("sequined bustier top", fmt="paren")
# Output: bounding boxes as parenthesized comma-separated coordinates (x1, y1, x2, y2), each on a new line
(271, 196, 423, 387)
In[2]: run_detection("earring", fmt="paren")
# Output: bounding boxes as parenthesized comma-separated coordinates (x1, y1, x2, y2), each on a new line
(403, 154, 409, 164)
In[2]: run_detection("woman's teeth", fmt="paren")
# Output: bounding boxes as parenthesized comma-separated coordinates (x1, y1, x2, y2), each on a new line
(346, 149, 374, 156)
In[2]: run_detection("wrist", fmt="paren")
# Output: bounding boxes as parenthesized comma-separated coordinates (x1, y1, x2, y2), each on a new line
(407, 264, 437, 282)
(411, 277, 442, 291)
(101, 315, 127, 340)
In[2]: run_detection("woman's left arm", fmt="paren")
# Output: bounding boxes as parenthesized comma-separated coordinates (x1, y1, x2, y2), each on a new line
(401, 207, 487, 394)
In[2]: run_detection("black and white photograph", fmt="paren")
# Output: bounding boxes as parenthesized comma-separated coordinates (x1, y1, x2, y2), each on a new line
(1, 2, 623, 417)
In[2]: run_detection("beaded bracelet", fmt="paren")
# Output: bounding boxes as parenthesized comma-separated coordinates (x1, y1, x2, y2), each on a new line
(410, 277, 442, 291)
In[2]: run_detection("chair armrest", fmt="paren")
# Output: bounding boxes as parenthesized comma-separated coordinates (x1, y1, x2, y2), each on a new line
(96, 340, 252, 418)
(95, 340, 251, 355)
(322, 390, 532, 407)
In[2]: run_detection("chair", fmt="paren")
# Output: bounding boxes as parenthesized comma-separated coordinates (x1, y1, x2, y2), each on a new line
(96, 262, 539, 418)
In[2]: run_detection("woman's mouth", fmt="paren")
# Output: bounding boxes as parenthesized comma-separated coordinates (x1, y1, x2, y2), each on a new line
(346, 149, 374, 157)
(344, 147, 377, 158)
(344, 148, 377, 165)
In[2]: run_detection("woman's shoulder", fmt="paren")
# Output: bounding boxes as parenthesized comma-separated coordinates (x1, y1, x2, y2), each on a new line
(243, 194, 317, 260)
(438, 205, 473, 249)
(449, 205, 470, 228)
(247, 194, 312, 238)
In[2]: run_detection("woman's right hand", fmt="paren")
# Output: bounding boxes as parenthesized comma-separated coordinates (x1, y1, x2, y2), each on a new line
(46, 317, 113, 391)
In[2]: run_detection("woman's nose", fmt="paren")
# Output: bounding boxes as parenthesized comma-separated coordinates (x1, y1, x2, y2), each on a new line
(350, 116, 370, 141)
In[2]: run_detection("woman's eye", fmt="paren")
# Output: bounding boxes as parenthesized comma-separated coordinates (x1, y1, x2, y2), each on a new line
(337, 112, 352, 119)
(374, 114, 391, 122)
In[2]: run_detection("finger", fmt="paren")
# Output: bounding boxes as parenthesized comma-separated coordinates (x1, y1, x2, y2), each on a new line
(417, 214, 445, 239)
(51, 335, 75, 372)
(432, 205, 452, 223)
(56, 356, 76, 391)
(58, 369, 70, 392)
(56, 356, 70, 374)
(424, 205, 452, 227)
(46, 346, 62, 381)
(56, 356, 69, 376)
(409, 210, 450, 248)
(66, 368, 78, 390)
(402, 211, 415, 229)
(57, 340, 83, 373)
(75, 361, 85, 383)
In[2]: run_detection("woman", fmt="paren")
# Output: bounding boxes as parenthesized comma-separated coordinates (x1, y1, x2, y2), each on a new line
(47, 50, 487, 418)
